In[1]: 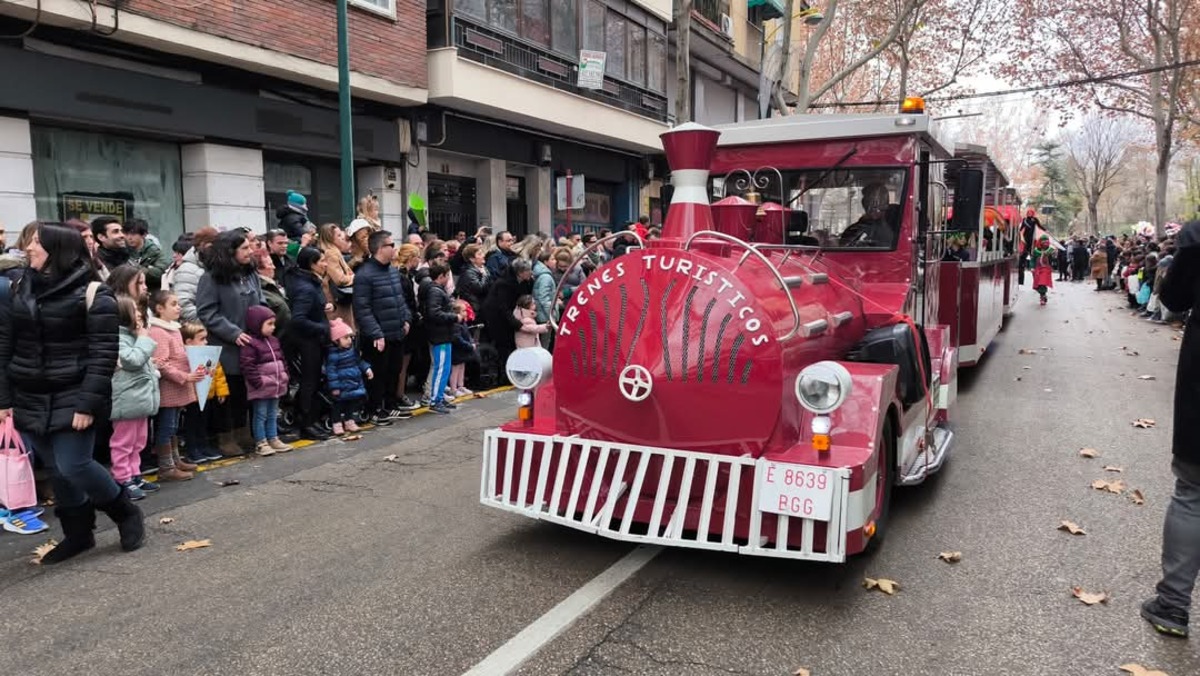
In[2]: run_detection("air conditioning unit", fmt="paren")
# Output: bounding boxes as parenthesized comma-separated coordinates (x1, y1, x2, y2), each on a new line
(720, 13, 735, 39)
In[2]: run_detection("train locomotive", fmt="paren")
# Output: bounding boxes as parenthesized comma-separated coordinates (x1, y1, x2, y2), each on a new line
(480, 100, 1000, 562)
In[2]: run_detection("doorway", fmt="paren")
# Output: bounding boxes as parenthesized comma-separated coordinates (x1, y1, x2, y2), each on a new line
(428, 173, 477, 240)
(505, 175, 527, 238)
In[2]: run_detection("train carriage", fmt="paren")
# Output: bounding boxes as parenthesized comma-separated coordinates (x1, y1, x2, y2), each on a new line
(480, 99, 1008, 562)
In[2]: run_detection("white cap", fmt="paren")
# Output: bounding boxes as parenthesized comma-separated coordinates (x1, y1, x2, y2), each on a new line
(346, 219, 372, 238)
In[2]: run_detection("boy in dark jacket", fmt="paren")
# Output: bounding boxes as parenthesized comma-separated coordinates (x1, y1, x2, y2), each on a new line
(424, 263, 464, 414)
(326, 318, 373, 436)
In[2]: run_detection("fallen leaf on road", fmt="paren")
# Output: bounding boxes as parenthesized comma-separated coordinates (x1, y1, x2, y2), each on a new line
(1018, 348, 1037, 355)
(1126, 350, 1140, 356)
(793, 669, 811, 676)
(1133, 418, 1157, 429)
(1014, 377, 1022, 382)
(175, 539, 212, 552)
(864, 577, 899, 595)
(1072, 587, 1109, 605)
(1079, 448, 1099, 458)
(1120, 663, 1170, 676)
(1044, 388, 1053, 393)
(937, 551, 962, 563)
(1022, 366, 1032, 370)
(343, 434, 363, 441)
(1130, 489, 1146, 506)
(1058, 521, 1086, 535)
(1172, 336, 1182, 341)
(30, 539, 58, 565)
(1103, 465, 1124, 473)
(383, 454, 399, 462)
(216, 479, 240, 487)
(159, 516, 176, 525)
(1092, 479, 1126, 494)
(1138, 375, 1157, 380)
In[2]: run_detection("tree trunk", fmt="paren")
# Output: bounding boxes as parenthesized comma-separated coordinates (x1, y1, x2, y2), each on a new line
(1155, 123, 1172, 237)
(675, 0, 692, 124)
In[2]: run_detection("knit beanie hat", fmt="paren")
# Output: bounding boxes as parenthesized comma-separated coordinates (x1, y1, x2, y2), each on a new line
(330, 318, 354, 344)
(287, 190, 308, 210)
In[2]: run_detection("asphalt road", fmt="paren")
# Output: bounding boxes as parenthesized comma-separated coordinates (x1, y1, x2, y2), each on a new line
(0, 278, 1195, 676)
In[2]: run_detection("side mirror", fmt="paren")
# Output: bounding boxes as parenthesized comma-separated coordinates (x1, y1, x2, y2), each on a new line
(951, 169, 983, 233)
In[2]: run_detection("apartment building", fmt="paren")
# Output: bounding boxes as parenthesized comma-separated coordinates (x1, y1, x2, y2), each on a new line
(0, 0, 427, 241)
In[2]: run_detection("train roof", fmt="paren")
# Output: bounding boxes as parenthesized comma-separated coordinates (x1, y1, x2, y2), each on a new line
(711, 113, 951, 157)
(952, 142, 1011, 189)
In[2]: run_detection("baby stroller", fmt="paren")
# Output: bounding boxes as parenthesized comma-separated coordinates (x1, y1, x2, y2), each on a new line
(279, 351, 336, 433)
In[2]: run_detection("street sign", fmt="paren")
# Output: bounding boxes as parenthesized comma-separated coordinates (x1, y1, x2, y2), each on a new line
(577, 50, 606, 90)
(556, 174, 586, 211)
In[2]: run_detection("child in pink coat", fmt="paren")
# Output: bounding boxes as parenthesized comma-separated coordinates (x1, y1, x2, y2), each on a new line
(513, 294, 548, 349)
(148, 290, 204, 482)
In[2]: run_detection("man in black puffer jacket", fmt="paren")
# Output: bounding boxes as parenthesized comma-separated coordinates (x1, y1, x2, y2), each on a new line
(353, 230, 412, 424)
(0, 223, 141, 563)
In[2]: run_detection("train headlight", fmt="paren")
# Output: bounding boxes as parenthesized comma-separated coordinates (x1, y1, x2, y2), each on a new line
(795, 361, 852, 414)
(506, 347, 553, 391)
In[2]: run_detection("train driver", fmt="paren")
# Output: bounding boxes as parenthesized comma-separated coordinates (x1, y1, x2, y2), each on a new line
(839, 182, 897, 248)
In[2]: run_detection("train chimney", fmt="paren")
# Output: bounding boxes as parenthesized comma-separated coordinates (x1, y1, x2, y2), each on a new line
(659, 122, 720, 241)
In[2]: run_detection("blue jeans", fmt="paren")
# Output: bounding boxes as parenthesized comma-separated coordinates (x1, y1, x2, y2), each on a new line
(1156, 459, 1200, 612)
(154, 406, 181, 446)
(24, 428, 120, 508)
(250, 398, 280, 443)
(429, 343, 452, 405)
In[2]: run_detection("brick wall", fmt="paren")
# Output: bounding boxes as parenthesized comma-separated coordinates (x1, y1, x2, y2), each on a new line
(124, 0, 426, 90)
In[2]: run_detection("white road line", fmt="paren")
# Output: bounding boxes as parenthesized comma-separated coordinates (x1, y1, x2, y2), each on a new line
(461, 545, 663, 676)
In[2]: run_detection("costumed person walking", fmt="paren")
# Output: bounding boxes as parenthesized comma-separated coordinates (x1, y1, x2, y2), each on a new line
(1142, 219, 1200, 637)
(1031, 234, 1055, 305)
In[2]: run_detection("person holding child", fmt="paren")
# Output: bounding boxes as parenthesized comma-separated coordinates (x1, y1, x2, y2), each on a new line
(148, 289, 203, 481)
(109, 297, 161, 501)
(514, 294, 550, 348)
(326, 318, 373, 436)
(240, 306, 292, 456)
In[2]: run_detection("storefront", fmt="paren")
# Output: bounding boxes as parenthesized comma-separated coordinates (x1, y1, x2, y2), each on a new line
(420, 111, 644, 240)
(0, 36, 409, 240)
(31, 126, 185, 245)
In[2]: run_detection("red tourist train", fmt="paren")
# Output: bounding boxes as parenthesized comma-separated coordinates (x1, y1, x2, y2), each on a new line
(480, 99, 1014, 562)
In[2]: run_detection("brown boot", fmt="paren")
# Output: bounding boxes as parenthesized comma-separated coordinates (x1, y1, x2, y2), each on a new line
(217, 432, 244, 457)
(171, 437, 199, 472)
(156, 444, 193, 481)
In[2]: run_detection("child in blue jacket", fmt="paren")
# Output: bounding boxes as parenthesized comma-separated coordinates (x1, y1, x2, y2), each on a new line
(326, 318, 373, 436)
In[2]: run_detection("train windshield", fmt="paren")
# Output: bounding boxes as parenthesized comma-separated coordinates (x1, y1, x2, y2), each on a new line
(713, 168, 908, 250)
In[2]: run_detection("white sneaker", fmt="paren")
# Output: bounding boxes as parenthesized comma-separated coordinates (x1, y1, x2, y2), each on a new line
(255, 442, 276, 457)
(456, 387, 474, 397)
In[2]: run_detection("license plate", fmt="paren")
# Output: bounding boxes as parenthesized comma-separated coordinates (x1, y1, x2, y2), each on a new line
(757, 462, 837, 521)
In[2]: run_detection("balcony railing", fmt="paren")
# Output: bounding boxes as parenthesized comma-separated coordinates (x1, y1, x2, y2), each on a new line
(744, 20, 763, 69)
(435, 16, 668, 124)
(694, 0, 731, 36)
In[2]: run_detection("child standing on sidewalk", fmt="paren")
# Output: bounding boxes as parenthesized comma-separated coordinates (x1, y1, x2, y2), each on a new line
(423, 263, 462, 415)
(182, 322, 240, 457)
(177, 322, 225, 464)
(325, 318, 373, 436)
(110, 297, 161, 501)
(148, 290, 203, 481)
(449, 300, 477, 397)
(513, 294, 549, 348)
(240, 306, 292, 456)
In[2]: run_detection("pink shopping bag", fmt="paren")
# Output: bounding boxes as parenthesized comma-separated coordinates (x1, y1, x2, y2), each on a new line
(0, 417, 36, 510)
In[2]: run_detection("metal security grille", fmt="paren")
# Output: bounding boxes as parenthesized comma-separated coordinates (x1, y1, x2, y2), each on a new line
(481, 429, 852, 562)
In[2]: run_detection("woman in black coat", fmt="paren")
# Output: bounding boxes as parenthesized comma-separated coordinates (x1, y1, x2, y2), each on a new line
(0, 223, 143, 562)
(480, 259, 534, 378)
(284, 247, 333, 441)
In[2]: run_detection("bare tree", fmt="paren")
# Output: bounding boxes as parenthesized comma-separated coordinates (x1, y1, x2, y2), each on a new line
(1064, 114, 1137, 235)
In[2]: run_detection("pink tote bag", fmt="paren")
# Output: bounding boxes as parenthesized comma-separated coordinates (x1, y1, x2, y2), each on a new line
(0, 417, 36, 510)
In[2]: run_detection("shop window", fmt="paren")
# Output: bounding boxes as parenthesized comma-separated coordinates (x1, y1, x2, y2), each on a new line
(550, 0, 577, 55)
(648, 32, 667, 93)
(605, 13, 627, 79)
(264, 158, 343, 229)
(31, 126, 184, 246)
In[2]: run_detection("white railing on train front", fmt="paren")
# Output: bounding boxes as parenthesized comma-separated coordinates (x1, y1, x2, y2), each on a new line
(481, 429, 852, 562)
